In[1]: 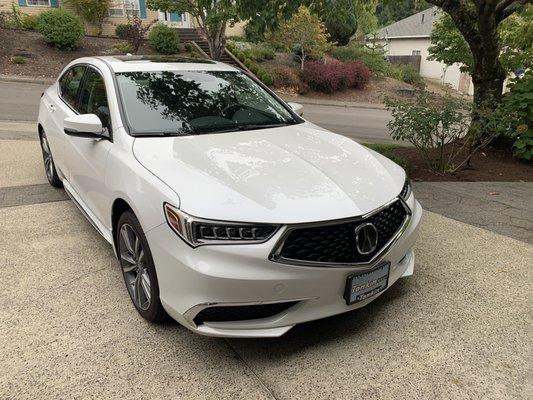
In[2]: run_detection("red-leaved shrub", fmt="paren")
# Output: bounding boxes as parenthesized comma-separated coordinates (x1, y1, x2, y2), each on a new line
(302, 60, 371, 93)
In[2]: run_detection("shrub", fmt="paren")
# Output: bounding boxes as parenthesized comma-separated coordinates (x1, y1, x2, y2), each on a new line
(506, 73, 533, 161)
(115, 23, 133, 38)
(119, 15, 154, 52)
(227, 35, 247, 42)
(384, 90, 481, 172)
(399, 64, 425, 88)
(302, 60, 371, 93)
(486, 72, 533, 161)
(331, 45, 388, 75)
(385, 64, 404, 81)
(37, 9, 84, 51)
(266, 65, 300, 89)
(184, 42, 193, 52)
(20, 14, 38, 30)
(113, 42, 133, 53)
(257, 70, 274, 86)
(249, 63, 259, 75)
(148, 24, 179, 54)
(227, 40, 275, 62)
(2, 4, 38, 30)
(10, 55, 26, 64)
(64, 0, 110, 36)
(385, 63, 426, 88)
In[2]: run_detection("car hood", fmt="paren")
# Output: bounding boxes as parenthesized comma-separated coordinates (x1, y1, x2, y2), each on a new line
(133, 124, 405, 224)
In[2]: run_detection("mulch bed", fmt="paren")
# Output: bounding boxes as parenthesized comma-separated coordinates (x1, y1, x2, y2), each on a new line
(0, 28, 156, 78)
(393, 145, 532, 182)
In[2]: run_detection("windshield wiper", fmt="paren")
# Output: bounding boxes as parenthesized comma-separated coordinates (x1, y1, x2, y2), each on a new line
(236, 122, 291, 131)
(199, 122, 292, 134)
(133, 130, 190, 137)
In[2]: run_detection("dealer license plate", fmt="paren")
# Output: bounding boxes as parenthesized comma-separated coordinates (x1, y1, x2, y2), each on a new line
(344, 262, 390, 305)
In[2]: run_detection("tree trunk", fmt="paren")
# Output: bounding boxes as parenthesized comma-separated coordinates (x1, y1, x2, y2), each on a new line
(206, 24, 226, 60)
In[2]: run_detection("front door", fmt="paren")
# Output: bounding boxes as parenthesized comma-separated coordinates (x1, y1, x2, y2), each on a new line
(158, 11, 190, 27)
(64, 66, 113, 225)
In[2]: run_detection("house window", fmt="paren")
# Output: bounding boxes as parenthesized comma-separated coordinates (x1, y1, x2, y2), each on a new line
(108, 0, 139, 17)
(412, 50, 421, 56)
(27, 0, 51, 6)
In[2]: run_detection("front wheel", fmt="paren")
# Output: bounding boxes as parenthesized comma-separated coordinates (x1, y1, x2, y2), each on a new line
(117, 211, 167, 322)
(39, 130, 62, 188)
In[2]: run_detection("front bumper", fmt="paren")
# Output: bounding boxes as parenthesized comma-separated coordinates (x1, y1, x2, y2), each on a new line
(146, 194, 422, 338)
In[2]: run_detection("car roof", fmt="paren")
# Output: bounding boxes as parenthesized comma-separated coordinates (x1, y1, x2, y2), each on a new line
(93, 55, 240, 73)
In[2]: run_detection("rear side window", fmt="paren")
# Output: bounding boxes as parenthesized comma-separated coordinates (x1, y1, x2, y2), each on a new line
(78, 68, 111, 132)
(59, 66, 85, 110)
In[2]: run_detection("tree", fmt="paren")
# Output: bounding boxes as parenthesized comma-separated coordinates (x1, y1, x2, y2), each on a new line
(426, 0, 528, 110)
(376, 0, 429, 27)
(147, 0, 238, 60)
(238, 0, 378, 45)
(429, 5, 532, 74)
(321, 0, 378, 45)
(270, 6, 330, 70)
(64, 0, 110, 35)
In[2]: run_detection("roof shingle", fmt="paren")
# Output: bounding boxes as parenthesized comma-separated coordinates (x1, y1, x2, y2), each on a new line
(376, 6, 439, 39)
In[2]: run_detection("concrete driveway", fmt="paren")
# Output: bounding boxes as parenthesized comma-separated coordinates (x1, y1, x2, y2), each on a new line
(0, 124, 532, 399)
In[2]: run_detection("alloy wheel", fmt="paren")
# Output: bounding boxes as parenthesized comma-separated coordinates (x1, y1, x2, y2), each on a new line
(40, 134, 54, 182)
(119, 223, 152, 311)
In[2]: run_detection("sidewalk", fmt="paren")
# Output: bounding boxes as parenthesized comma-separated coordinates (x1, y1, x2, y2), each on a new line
(413, 181, 533, 244)
(280, 94, 386, 110)
(0, 74, 55, 85)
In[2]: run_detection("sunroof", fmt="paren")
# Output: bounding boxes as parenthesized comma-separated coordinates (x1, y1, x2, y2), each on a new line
(114, 55, 216, 64)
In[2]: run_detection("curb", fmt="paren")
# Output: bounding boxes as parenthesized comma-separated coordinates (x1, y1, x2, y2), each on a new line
(278, 95, 386, 110)
(0, 74, 55, 85)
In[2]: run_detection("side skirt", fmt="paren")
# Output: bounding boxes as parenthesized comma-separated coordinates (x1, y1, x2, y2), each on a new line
(63, 180, 114, 245)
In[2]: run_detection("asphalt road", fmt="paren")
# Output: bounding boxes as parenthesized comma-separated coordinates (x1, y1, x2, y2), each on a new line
(0, 80, 394, 144)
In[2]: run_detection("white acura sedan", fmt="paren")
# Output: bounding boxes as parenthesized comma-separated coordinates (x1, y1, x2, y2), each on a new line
(38, 55, 422, 338)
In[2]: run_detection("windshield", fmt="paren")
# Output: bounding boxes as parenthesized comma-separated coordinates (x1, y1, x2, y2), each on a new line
(115, 70, 301, 136)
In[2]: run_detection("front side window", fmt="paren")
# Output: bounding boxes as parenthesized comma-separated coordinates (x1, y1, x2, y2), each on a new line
(59, 66, 86, 110)
(78, 68, 111, 131)
(115, 70, 300, 136)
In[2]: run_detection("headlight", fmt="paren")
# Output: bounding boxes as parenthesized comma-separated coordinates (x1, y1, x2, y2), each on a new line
(399, 179, 412, 200)
(164, 203, 279, 247)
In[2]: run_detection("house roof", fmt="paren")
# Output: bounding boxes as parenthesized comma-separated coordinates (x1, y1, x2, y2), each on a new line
(376, 6, 439, 39)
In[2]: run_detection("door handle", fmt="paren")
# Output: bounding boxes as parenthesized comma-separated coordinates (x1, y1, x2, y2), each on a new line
(48, 103, 56, 112)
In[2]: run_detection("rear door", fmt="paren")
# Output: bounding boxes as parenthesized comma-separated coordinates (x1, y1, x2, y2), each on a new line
(64, 66, 113, 224)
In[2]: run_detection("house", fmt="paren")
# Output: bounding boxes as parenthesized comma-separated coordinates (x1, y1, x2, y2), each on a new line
(1, 0, 244, 38)
(374, 6, 474, 95)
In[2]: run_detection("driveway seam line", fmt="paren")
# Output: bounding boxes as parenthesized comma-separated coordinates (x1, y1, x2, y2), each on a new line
(223, 339, 278, 400)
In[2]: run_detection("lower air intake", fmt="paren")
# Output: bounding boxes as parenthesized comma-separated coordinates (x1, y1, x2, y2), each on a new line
(193, 302, 298, 326)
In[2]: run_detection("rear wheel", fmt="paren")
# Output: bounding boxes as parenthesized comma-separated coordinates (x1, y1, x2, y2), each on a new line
(117, 211, 167, 322)
(39, 130, 62, 188)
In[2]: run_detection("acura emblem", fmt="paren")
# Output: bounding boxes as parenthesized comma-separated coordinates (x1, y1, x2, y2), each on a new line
(355, 223, 379, 255)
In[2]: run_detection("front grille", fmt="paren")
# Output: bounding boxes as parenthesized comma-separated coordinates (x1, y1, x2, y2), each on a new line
(275, 200, 408, 265)
(193, 302, 298, 325)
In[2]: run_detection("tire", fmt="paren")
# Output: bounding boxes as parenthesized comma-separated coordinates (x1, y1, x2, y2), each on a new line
(117, 210, 167, 322)
(39, 130, 63, 188)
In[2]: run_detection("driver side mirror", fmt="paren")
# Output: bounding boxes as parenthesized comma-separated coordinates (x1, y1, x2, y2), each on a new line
(288, 102, 304, 116)
(64, 114, 104, 138)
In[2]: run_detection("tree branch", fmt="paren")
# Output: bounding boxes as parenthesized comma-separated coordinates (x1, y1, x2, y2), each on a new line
(496, 0, 527, 22)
